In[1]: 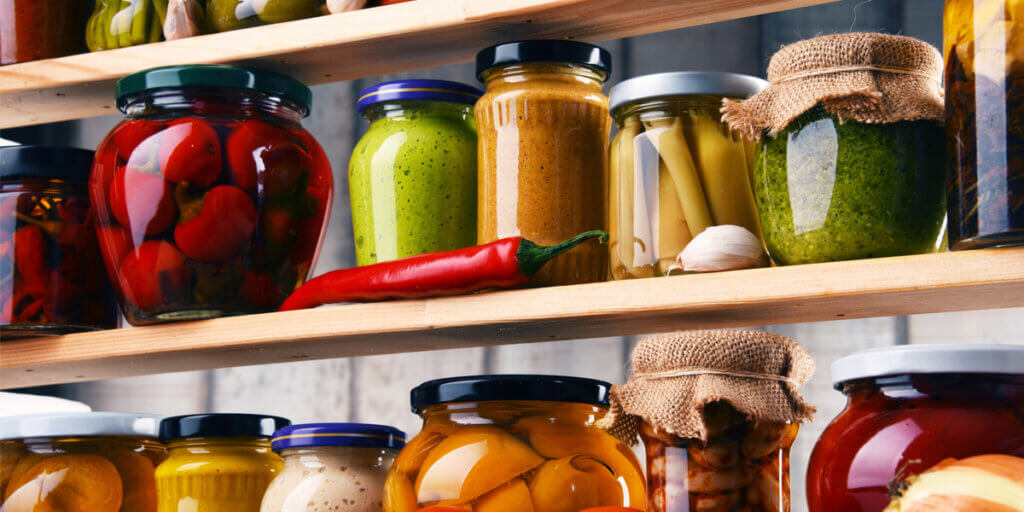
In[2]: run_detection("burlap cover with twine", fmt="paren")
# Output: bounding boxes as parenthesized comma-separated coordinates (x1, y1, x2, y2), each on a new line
(721, 33, 944, 142)
(599, 330, 815, 445)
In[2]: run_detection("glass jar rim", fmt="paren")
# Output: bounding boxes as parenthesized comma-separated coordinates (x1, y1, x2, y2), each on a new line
(0, 412, 160, 441)
(116, 65, 311, 114)
(411, 375, 612, 413)
(609, 71, 767, 113)
(356, 79, 482, 114)
(831, 344, 1024, 389)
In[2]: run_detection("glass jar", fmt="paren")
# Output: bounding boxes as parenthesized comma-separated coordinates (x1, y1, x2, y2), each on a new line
(754, 106, 946, 265)
(608, 72, 767, 278)
(86, 0, 169, 51)
(206, 0, 324, 33)
(349, 80, 481, 266)
(0, 412, 166, 511)
(639, 403, 798, 512)
(1, 146, 119, 338)
(945, 0, 1024, 250)
(476, 41, 612, 287)
(156, 414, 290, 512)
(807, 344, 1024, 512)
(91, 65, 333, 325)
(383, 375, 646, 512)
(260, 423, 405, 512)
(0, 0, 90, 64)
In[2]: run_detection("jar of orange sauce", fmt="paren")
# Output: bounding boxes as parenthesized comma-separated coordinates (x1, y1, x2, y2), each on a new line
(475, 41, 613, 286)
(156, 414, 290, 512)
(0, 412, 165, 511)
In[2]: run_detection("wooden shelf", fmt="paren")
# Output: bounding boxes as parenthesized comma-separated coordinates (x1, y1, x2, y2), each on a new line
(0, 0, 838, 129)
(2, 248, 1023, 388)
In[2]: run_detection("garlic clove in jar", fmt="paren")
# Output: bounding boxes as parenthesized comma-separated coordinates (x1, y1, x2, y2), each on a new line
(326, 0, 367, 14)
(672, 225, 768, 273)
(164, 0, 204, 41)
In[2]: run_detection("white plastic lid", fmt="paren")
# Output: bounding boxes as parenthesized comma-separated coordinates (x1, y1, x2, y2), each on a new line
(0, 412, 161, 441)
(832, 344, 1024, 389)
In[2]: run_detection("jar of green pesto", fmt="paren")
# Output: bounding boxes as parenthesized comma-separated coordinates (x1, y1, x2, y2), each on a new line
(723, 33, 948, 265)
(349, 80, 481, 265)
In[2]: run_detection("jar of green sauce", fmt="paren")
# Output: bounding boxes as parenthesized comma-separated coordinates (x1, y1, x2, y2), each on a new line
(349, 80, 481, 265)
(753, 107, 946, 265)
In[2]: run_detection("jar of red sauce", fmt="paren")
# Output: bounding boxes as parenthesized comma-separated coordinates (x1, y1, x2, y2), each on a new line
(806, 344, 1024, 512)
(0, 0, 90, 65)
(90, 65, 333, 325)
(1, 146, 120, 337)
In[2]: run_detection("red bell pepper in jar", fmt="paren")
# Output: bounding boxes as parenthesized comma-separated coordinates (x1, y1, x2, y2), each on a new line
(279, 231, 608, 311)
(109, 166, 178, 234)
(118, 240, 191, 309)
(174, 185, 258, 262)
(157, 117, 223, 187)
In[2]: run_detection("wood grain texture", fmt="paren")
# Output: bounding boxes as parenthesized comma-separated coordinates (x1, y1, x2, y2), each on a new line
(0, 0, 841, 129)
(3, 247, 1023, 389)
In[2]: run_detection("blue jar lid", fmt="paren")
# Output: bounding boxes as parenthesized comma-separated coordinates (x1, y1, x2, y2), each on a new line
(356, 79, 483, 113)
(271, 423, 406, 451)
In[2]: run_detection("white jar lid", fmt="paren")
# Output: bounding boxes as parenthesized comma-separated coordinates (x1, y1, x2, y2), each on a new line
(831, 344, 1024, 389)
(0, 412, 161, 441)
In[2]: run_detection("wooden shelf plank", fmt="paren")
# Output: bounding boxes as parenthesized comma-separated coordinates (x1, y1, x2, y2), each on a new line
(0, 0, 838, 129)
(2, 248, 1023, 388)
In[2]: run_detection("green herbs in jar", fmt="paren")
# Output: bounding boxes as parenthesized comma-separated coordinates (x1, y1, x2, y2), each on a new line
(753, 107, 946, 265)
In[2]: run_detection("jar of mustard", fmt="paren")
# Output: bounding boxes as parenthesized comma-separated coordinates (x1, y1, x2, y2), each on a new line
(608, 72, 768, 278)
(383, 375, 646, 512)
(475, 41, 612, 286)
(349, 79, 482, 265)
(156, 413, 290, 512)
(261, 423, 406, 512)
(0, 412, 165, 512)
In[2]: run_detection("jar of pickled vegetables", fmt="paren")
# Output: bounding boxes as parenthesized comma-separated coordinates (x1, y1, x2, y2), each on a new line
(349, 80, 481, 266)
(945, 0, 1024, 250)
(261, 423, 406, 512)
(1, 0, 91, 64)
(476, 41, 612, 287)
(807, 345, 1024, 511)
(383, 375, 646, 512)
(157, 413, 290, 512)
(86, 0, 169, 51)
(0, 412, 165, 511)
(1, 145, 120, 338)
(608, 72, 767, 278)
(206, 0, 325, 33)
(91, 65, 333, 325)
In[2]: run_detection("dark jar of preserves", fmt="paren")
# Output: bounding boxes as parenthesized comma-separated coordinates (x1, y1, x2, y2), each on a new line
(0, 0, 91, 65)
(806, 344, 1024, 512)
(91, 65, 333, 325)
(0, 145, 120, 338)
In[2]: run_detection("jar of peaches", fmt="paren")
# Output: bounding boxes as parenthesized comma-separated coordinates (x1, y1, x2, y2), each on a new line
(0, 412, 165, 511)
(383, 375, 646, 512)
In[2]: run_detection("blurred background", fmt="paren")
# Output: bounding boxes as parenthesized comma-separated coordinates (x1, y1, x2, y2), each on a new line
(4, 1, 1022, 511)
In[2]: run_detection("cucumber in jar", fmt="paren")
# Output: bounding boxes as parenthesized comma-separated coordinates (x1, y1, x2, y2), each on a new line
(86, 0, 170, 51)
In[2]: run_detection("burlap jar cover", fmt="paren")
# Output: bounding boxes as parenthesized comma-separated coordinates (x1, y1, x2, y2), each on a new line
(721, 32, 944, 142)
(600, 329, 815, 444)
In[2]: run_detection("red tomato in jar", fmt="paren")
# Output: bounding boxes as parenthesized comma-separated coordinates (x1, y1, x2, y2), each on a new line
(156, 117, 223, 187)
(109, 166, 177, 235)
(112, 119, 165, 162)
(118, 240, 190, 309)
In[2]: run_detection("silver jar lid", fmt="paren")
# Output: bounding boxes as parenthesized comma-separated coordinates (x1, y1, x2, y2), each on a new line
(609, 71, 769, 113)
(831, 344, 1024, 389)
(0, 412, 161, 441)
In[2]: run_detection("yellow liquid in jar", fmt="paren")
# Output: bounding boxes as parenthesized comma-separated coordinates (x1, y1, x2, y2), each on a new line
(156, 437, 282, 512)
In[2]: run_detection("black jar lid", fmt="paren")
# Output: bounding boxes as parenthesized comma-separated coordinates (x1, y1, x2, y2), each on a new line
(410, 374, 612, 413)
(116, 65, 312, 114)
(159, 413, 291, 441)
(0, 145, 94, 182)
(476, 40, 612, 81)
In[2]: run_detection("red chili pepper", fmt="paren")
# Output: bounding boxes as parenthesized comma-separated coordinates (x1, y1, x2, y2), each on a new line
(13, 225, 49, 297)
(174, 185, 258, 262)
(156, 117, 223, 187)
(109, 165, 178, 234)
(279, 230, 608, 311)
(118, 240, 191, 309)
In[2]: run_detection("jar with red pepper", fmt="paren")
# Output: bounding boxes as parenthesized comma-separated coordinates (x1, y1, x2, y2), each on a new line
(1, 146, 120, 338)
(91, 65, 333, 325)
(806, 344, 1024, 512)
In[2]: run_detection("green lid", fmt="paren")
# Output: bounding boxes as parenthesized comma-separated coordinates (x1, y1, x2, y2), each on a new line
(116, 65, 312, 114)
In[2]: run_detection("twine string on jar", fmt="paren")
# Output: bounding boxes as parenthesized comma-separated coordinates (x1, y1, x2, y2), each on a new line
(633, 367, 802, 385)
(772, 64, 941, 85)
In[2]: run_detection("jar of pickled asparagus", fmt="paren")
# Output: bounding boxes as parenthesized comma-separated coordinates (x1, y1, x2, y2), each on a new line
(608, 72, 767, 278)
(945, 0, 1024, 249)
(383, 375, 647, 512)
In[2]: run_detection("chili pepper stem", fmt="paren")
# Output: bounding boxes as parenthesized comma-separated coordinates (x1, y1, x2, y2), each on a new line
(516, 230, 609, 277)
